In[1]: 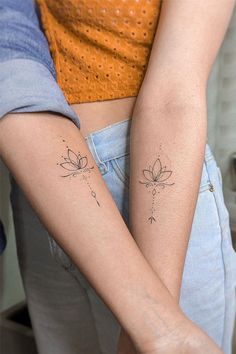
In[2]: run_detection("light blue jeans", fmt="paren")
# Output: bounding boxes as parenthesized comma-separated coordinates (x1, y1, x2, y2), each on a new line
(10, 118, 236, 354)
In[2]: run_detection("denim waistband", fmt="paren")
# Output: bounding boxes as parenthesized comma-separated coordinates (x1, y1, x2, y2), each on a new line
(85, 118, 213, 165)
(85, 118, 131, 165)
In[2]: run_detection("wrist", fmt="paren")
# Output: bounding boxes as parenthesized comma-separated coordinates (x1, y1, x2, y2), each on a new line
(129, 300, 187, 353)
(133, 314, 194, 354)
(136, 318, 223, 354)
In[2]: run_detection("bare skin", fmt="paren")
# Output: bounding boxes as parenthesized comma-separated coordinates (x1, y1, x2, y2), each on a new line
(119, 321, 223, 354)
(71, 96, 136, 138)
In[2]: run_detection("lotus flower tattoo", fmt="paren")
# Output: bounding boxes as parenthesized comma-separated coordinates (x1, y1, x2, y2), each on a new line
(139, 157, 174, 188)
(59, 148, 91, 177)
(57, 144, 100, 206)
(139, 156, 175, 223)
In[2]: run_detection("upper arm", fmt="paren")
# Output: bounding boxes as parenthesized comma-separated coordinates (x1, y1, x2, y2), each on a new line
(0, 0, 80, 128)
(0, 0, 55, 75)
(139, 0, 235, 101)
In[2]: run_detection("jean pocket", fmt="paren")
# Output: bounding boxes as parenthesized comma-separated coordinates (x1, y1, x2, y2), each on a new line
(111, 153, 130, 189)
(111, 146, 216, 194)
(202, 152, 233, 238)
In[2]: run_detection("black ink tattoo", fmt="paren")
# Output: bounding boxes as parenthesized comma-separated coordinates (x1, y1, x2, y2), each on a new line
(139, 146, 174, 223)
(57, 138, 100, 207)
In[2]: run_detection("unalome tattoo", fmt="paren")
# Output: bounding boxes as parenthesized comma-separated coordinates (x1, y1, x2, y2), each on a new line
(139, 145, 174, 223)
(57, 138, 100, 207)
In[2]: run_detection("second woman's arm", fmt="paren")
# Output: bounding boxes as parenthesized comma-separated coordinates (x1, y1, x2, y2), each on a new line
(117, 2, 235, 351)
(129, 0, 235, 302)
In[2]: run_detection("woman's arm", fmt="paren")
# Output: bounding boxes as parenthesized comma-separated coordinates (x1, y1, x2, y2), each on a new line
(0, 0, 188, 351)
(0, 0, 79, 125)
(117, 3, 235, 351)
(1, 1, 186, 350)
(119, 0, 235, 353)
(130, 0, 235, 302)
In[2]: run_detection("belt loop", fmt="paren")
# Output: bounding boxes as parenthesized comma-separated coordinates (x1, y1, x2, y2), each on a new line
(87, 134, 109, 174)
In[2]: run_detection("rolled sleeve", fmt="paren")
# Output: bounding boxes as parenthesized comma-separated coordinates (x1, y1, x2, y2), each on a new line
(0, 58, 81, 129)
(0, 0, 81, 129)
(0, 0, 82, 254)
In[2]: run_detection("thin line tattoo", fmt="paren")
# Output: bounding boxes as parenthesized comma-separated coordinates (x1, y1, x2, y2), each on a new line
(139, 144, 174, 223)
(56, 138, 101, 207)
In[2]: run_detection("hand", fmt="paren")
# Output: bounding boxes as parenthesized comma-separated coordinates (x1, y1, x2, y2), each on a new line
(117, 318, 223, 354)
(138, 319, 223, 354)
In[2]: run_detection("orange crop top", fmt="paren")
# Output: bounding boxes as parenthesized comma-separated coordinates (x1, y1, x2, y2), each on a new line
(36, 0, 162, 104)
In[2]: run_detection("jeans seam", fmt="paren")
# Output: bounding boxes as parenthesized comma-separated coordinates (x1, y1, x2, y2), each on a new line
(88, 135, 109, 174)
(204, 161, 227, 348)
(212, 192, 227, 350)
(111, 158, 130, 190)
(102, 151, 130, 165)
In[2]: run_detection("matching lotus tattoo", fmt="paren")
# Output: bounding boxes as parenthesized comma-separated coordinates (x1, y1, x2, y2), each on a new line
(57, 139, 174, 223)
(57, 139, 100, 207)
(139, 153, 175, 223)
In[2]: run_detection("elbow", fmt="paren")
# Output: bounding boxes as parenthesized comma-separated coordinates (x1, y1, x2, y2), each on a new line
(133, 82, 207, 122)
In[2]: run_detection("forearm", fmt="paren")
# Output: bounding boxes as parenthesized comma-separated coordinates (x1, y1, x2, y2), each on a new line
(130, 89, 207, 301)
(126, 0, 235, 306)
(0, 112, 187, 351)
